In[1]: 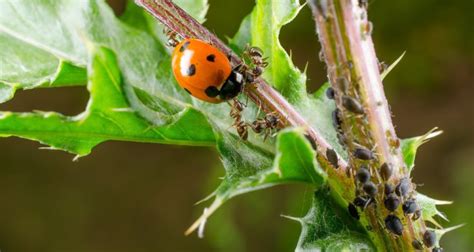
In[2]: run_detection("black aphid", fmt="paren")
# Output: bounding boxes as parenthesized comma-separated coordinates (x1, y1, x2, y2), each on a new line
(412, 209, 422, 221)
(342, 95, 364, 114)
(332, 109, 343, 131)
(356, 166, 371, 183)
(402, 199, 418, 215)
(304, 134, 317, 150)
(326, 87, 335, 99)
(423, 230, 436, 248)
(432, 247, 443, 252)
(363, 181, 378, 197)
(385, 214, 403, 236)
(384, 193, 400, 212)
(337, 133, 347, 146)
(354, 147, 375, 160)
(384, 183, 394, 195)
(412, 239, 424, 250)
(353, 196, 369, 208)
(348, 203, 359, 220)
(326, 148, 339, 168)
(395, 178, 411, 197)
(380, 162, 393, 180)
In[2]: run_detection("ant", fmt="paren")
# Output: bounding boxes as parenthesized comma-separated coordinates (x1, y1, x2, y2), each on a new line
(250, 112, 280, 141)
(230, 99, 249, 141)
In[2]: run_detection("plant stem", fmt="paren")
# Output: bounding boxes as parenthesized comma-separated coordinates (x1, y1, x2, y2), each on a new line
(134, 0, 351, 179)
(308, 0, 428, 250)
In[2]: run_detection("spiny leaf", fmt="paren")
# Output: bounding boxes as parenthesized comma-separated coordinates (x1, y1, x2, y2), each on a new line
(186, 127, 326, 234)
(294, 187, 375, 252)
(428, 224, 465, 247)
(401, 127, 443, 173)
(0, 0, 215, 153)
(0, 46, 214, 156)
(416, 193, 452, 228)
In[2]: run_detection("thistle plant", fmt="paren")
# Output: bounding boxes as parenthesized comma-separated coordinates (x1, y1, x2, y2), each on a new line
(0, 0, 461, 250)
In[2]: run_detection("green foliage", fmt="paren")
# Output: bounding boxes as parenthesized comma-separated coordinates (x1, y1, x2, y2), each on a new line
(294, 187, 375, 251)
(0, 0, 449, 249)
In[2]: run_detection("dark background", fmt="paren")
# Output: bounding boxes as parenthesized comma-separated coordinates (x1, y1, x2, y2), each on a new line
(0, 0, 472, 251)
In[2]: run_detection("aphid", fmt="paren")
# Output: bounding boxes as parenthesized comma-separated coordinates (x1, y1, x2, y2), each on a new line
(396, 178, 411, 198)
(412, 209, 422, 221)
(423, 230, 436, 248)
(378, 61, 388, 74)
(354, 147, 375, 160)
(358, 0, 368, 9)
(326, 87, 335, 99)
(353, 196, 370, 208)
(356, 166, 370, 183)
(342, 95, 365, 114)
(348, 203, 360, 220)
(384, 193, 401, 212)
(326, 148, 339, 168)
(384, 183, 394, 195)
(380, 162, 393, 180)
(385, 214, 403, 236)
(251, 113, 280, 140)
(172, 38, 245, 103)
(332, 109, 343, 132)
(402, 199, 418, 215)
(304, 134, 317, 150)
(336, 77, 349, 94)
(337, 133, 347, 146)
(412, 239, 424, 250)
(432, 247, 443, 252)
(363, 181, 378, 197)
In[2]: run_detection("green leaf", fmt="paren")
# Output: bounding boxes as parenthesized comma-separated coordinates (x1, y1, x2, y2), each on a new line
(0, 46, 214, 156)
(186, 127, 327, 235)
(401, 127, 442, 173)
(230, 0, 307, 104)
(0, 0, 216, 150)
(293, 187, 375, 251)
(0, 32, 87, 102)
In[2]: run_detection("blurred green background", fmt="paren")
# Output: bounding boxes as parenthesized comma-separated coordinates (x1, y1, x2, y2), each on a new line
(0, 0, 472, 251)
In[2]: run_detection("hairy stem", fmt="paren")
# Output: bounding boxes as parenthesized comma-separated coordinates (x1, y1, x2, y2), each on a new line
(309, 0, 427, 251)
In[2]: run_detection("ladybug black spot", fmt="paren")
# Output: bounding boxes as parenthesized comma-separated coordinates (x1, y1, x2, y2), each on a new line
(179, 41, 190, 52)
(185, 64, 196, 76)
(206, 54, 216, 62)
(184, 88, 191, 94)
(205, 86, 220, 97)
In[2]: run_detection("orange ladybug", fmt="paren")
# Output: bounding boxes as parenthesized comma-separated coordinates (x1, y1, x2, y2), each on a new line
(171, 38, 244, 103)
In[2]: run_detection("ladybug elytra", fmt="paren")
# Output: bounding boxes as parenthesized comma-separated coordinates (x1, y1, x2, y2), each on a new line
(171, 38, 244, 103)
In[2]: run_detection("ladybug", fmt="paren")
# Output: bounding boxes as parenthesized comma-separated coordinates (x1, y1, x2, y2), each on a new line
(171, 38, 244, 103)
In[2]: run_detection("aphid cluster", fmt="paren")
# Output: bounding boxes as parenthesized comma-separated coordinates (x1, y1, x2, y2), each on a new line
(325, 61, 437, 248)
